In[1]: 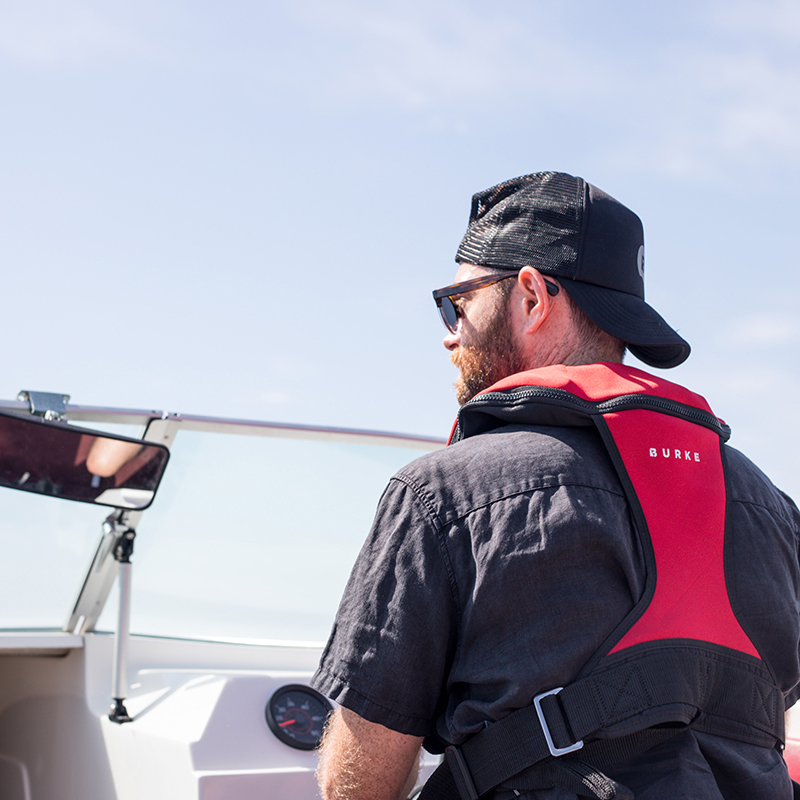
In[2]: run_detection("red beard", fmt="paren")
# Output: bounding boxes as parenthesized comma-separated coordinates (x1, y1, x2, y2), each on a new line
(451, 304, 526, 406)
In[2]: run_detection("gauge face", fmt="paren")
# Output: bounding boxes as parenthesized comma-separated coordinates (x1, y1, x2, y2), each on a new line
(266, 684, 333, 750)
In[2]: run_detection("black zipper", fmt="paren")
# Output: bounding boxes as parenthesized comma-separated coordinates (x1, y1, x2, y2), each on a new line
(453, 387, 731, 442)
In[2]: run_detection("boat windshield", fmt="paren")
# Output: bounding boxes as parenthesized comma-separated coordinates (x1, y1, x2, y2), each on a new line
(0, 414, 438, 644)
(96, 429, 434, 644)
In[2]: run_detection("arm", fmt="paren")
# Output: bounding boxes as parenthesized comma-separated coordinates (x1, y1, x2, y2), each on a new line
(316, 707, 424, 800)
(85, 437, 144, 477)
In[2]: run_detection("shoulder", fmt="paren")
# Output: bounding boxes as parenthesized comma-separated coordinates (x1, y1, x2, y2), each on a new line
(724, 445, 800, 529)
(388, 423, 626, 529)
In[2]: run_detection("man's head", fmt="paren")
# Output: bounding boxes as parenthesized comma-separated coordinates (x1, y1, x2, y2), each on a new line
(434, 172, 690, 403)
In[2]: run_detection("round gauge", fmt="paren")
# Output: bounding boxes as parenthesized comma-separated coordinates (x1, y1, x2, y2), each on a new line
(266, 684, 333, 750)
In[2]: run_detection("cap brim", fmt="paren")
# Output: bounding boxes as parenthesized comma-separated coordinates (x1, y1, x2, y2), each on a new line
(557, 278, 691, 369)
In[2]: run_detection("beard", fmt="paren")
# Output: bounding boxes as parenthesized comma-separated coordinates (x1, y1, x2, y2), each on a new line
(451, 302, 527, 406)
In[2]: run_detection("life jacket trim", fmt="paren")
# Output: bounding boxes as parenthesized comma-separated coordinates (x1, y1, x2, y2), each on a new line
(576, 413, 659, 675)
(451, 385, 731, 445)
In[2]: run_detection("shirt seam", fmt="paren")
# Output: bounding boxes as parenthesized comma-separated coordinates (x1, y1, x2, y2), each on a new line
(434, 480, 628, 528)
(391, 472, 464, 626)
(314, 663, 433, 730)
(728, 496, 800, 532)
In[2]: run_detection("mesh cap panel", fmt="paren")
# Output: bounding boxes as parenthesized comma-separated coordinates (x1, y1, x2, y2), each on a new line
(456, 172, 584, 279)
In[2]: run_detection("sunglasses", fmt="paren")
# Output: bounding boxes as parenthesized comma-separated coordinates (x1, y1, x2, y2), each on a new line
(432, 271, 560, 334)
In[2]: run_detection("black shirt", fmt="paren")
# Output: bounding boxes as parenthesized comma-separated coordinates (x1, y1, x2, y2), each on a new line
(313, 395, 800, 798)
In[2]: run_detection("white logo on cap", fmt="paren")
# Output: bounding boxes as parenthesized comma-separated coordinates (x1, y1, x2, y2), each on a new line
(637, 245, 645, 278)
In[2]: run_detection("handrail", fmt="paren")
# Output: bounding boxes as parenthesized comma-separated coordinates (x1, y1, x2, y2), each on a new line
(0, 399, 445, 450)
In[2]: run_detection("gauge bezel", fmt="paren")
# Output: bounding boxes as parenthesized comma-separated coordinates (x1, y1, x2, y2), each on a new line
(265, 684, 333, 751)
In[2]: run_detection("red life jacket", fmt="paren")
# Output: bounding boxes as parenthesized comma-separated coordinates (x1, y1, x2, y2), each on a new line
(424, 363, 785, 800)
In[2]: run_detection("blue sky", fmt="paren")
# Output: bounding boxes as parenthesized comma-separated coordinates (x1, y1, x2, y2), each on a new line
(0, 0, 798, 498)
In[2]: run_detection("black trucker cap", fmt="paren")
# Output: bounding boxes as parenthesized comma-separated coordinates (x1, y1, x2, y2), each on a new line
(455, 172, 690, 369)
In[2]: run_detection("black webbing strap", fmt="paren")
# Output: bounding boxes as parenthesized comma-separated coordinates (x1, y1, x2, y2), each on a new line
(424, 749, 638, 800)
(419, 644, 784, 800)
(420, 732, 672, 800)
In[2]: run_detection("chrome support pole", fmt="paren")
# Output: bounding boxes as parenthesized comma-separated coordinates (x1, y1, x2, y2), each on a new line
(108, 521, 136, 724)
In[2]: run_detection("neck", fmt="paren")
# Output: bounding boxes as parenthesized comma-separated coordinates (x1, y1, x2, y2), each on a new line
(524, 333, 623, 371)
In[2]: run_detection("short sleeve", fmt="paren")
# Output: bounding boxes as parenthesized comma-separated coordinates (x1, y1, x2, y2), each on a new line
(310, 476, 458, 736)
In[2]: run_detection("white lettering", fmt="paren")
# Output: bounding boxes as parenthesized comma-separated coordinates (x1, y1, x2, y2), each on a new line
(647, 446, 702, 464)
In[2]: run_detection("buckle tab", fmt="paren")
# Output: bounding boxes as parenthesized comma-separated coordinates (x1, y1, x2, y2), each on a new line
(533, 687, 584, 757)
(444, 745, 479, 800)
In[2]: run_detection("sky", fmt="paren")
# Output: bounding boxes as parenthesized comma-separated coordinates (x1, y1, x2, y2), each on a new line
(0, 0, 798, 499)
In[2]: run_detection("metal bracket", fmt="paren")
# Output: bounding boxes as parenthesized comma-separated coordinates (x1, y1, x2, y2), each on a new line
(108, 698, 132, 724)
(113, 526, 136, 565)
(17, 391, 70, 421)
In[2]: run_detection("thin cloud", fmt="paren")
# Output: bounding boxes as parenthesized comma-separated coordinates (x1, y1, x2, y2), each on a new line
(608, 0, 800, 178)
(2, 0, 797, 180)
(288, 0, 800, 178)
(704, 0, 800, 44)
(0, 1, 145, 66)
(287, 0, 608, 111)
(679, 49, 798, 165)
(721, 313, 800, 347)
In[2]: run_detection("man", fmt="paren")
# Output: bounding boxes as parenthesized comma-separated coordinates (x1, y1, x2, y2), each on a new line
(311, 172, 800, 799)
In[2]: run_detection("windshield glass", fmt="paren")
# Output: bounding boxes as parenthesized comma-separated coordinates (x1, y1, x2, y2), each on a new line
(0, 488, 111, 629)
(0, 419, 147, 630)
(96, 429, 438, 644)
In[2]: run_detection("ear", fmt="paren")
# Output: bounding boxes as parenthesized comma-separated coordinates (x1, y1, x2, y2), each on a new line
(517, 266, 556, 334)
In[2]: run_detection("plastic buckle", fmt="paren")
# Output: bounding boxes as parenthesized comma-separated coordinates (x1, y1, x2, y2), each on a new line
(533, 687, 584, 757)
